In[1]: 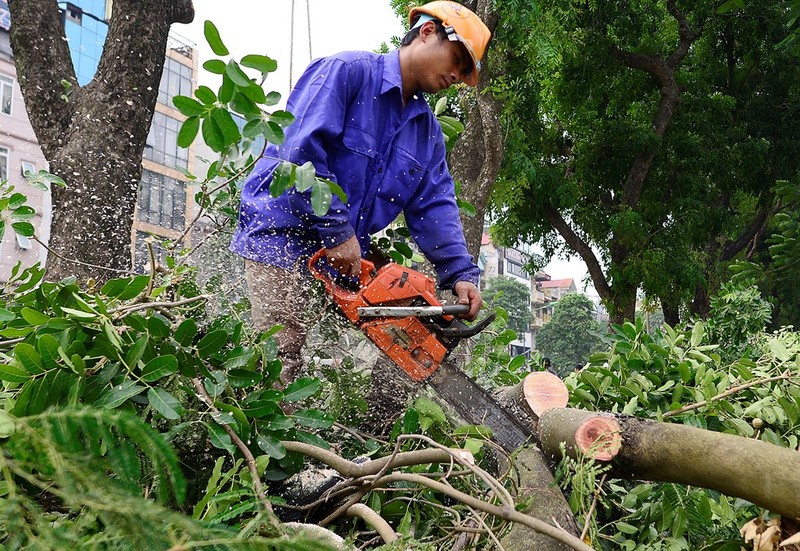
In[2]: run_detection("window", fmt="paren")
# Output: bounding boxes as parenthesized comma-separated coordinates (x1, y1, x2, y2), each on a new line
(0, 146, 8, 181)
(21, 160, 35, 177)
(506, 260, 530, 280)
(137, 169, 186, 230)
(144, 111, 189, 170)
(1, 74, 12, 116)
(158, 56, 193, 107)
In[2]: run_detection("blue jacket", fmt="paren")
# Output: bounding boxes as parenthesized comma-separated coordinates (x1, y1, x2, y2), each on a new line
(230, 50, 480, 289)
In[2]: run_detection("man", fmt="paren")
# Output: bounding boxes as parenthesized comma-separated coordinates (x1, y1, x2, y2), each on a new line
(231, 1, 491, 384)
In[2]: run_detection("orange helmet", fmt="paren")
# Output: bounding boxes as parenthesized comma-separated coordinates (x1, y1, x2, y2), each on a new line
(409, 1, 491, 86)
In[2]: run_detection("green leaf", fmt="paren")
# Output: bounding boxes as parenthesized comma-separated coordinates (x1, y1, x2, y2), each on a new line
(177, 116, 200, 148)
(175, 318, 198, 346)
(14, 342, 43, 374)
(206, 422, 235, 454)
(197, 329, 228, 358)
(239, 82, 267, 105)
(240, 54, 278, 74)
(282, 377, 321, 402)
(230, 90, 261, 117)
(218, 73, 234, 103)
(225, 60, 252, 87)
(211, 108, 241, 147)
(294, 430, 330, 449)
(141, 355, 178, 382)
(295, 162, 316, 192)
(311, 179, 333, 216)
(256, 434, 286, 459)
(269, 110, 295, 127)
(148, 388, 183, 420)
(227, 368, 263, 388)
(173, 95, 205, 117)
(292, 409, 334, 429)
(60, 307, 98, 320)
(0, 363, 32, 383)
(11, 222, 34, 237)
(203, 59, 226, 74)
(243, 400, 279, 418)
(414, 396, 447, 424)
(11, 205, 36, 221)
(147, 315, 171, 339)
(96, 381, 146, 409)
(20, 307, 49, 325)
(265, 91, 281, 106)
(262, 121, 285, 144)
(201, 116, 225, 152)
(118, 275, 150, 300)
(125, 334, 149, 369)
(0, 410, 15, 438)
(195, 85, 217, 104)
(270, 162, 294, 197)
(203, 21, 229, 56)
(0, 308, 14, 322)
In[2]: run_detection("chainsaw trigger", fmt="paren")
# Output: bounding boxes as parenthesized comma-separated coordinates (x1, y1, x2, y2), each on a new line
(436, 312, 496, 339)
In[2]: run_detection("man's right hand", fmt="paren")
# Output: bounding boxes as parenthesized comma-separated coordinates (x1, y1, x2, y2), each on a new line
(326, 235, 362, 277)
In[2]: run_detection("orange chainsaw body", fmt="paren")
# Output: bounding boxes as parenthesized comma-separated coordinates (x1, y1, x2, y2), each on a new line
(309, 249, 451, 381)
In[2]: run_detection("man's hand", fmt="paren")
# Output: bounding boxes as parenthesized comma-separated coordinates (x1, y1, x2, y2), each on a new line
(326, 235, 362, 277)
(454, 281, 482, 321)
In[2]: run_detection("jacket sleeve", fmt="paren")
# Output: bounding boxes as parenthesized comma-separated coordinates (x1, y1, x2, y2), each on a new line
(404, 137, 481, 289)
(278, 57, 356, 249)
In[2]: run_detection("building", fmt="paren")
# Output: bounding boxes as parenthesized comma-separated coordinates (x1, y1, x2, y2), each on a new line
(0, 1, 50, 282)
(0, 0, 199, 280)
(478, 232, 539, 356)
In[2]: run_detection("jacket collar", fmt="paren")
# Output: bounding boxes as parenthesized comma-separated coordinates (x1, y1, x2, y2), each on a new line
(382, 49, 428, 114)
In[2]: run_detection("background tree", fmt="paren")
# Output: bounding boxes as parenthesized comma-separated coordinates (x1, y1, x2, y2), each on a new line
(8, 0, 194, 283)
(488, 0, 800, 326)
(536, 293, 601, 374)
(482, 275, 532, 336)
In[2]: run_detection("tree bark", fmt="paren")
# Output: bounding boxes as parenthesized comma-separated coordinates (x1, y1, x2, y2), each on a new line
(8, 0, 194, 284)
(494, 372, 579, 550)
(448, 0, 504, 261)
(538, 408, 800, 520)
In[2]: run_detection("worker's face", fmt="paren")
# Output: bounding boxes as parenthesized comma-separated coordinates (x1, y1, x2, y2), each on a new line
(417, 22, 473, 93)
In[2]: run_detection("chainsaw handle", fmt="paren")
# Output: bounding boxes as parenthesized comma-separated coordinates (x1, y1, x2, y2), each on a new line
(308, 248, 375, 294)
(442, 304, 470, 316)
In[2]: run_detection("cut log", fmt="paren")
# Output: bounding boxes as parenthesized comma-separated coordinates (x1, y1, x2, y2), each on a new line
(493, 372, 578, 550)
(538, 408, 800, 520)
(493, 371, 569, 430)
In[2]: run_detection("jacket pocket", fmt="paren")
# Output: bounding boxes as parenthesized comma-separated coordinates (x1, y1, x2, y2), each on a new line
(377, 146, 424, 202)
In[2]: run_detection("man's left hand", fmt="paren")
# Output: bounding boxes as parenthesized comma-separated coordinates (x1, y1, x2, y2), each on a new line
(454, 281, 482, 321)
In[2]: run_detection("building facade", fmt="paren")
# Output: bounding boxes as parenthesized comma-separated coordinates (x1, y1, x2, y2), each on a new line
(0, 4, 50, 282)
(0, 1, 199, 280)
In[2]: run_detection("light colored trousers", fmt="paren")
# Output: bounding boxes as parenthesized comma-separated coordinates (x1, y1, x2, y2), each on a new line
(245, 259, 316, 385)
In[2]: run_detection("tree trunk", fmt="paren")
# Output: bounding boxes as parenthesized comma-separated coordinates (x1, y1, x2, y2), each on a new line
(538, 408, 800, 520)
(8, 0, 194, 284)
(448, 0, 504, 260)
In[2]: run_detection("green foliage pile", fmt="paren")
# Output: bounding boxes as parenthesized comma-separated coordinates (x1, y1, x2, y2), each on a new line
(559, 293, 799, 549)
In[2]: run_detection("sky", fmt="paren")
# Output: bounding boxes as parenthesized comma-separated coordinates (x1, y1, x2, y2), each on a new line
(173, 1, 593, 293)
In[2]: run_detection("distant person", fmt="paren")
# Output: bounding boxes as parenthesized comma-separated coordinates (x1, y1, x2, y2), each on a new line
(230, 2, 492, 385)
(543, 357, 559, 377)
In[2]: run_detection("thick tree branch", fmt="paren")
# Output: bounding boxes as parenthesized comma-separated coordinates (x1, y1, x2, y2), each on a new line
(543, 204, 612, 301)
(721, 201, 776, 261)
(609, 1, 699, 209)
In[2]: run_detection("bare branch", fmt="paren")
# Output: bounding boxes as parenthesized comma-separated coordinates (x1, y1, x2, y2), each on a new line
(346, 504, 398, 544)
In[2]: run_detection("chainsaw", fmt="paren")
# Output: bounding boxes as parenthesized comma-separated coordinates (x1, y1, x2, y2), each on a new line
(308, 249, 534, 452)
